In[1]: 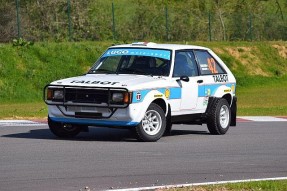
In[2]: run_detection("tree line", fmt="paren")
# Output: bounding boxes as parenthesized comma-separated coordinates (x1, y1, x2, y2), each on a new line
(0, 0, 286, 42)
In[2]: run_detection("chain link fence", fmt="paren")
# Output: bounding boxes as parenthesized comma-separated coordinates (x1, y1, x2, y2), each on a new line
(1, 0, 286, 43)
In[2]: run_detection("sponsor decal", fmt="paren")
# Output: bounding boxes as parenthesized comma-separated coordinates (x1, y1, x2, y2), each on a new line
(213, 74, 228, 83)
(106, 50, 129, 55)
(207, 58, 218, 74)
(224, 89, 231, 92)
(164, 89, 170, 99)
(136, 92, 141, 101)
(154, 94, 163, 98)
(203, 97, 209, 106)
(205, 88, 211, 96)
(200, 64, 209, 71)
(231, 84, 235, 93)
(71, 80, 119, 85)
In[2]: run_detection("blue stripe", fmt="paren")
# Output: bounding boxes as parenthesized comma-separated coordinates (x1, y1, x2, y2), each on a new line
(132, 87, 181, 103)
(50, 117, 139, 127)
(103, 48, 171, 60)
(132, 89, 150, 103)
(169, 88, 181, 99)
(198, 83, 235, 97)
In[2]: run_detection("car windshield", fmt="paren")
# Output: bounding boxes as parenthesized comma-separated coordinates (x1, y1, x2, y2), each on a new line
(88, 48, 171, 76)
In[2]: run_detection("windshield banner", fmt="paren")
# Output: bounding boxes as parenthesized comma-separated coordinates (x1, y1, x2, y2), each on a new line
(103, 48, 171, 60)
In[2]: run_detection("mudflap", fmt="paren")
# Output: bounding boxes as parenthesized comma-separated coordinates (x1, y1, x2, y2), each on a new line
(230, 96, 237, 126)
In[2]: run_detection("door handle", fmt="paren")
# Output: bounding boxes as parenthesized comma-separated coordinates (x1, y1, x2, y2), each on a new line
(197, 80, 203, 83)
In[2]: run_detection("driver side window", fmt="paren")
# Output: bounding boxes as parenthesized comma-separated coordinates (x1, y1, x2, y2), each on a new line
(173, 51, 199, 77)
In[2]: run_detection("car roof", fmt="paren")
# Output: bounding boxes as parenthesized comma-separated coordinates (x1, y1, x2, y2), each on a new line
(110, 42, 210, 51)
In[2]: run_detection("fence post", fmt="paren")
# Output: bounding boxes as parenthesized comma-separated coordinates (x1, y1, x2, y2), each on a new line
(165, 6, 169, 41)
(67, 0, 72, 41)
(112, 1, 116, 41)
(208, 12, 212, 41)
(15, 0, 21, 39)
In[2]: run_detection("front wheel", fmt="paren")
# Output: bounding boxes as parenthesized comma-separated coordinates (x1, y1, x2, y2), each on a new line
(135, 103, 166, 142)
(48, 117, 81, 138)
(207, 98, 231, 135)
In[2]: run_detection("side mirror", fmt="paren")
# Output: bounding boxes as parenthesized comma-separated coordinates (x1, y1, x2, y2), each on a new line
(179, 76, 189, 82)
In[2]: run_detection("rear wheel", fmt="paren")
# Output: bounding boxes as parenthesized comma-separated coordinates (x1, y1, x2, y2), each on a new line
(207, 98, 231, 135)
(135, 103, 166, 142)
(48, 117, 81, 138)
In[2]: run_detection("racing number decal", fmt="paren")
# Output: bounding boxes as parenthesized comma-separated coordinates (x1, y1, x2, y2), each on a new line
(207, 58, 218, 74)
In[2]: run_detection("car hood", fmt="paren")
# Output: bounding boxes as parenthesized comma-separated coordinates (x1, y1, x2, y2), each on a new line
(50, 74, 169, 91)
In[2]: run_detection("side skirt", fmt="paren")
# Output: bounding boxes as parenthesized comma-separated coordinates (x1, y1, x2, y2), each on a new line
(171, 113, 204, 125)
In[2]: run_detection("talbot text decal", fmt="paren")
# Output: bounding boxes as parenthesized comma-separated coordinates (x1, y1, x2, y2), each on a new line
(71, 80, 119, 85)
(213, 74, 228, 83)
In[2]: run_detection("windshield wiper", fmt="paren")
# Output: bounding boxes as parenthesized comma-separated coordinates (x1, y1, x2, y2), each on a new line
(89, 68, 114, 74)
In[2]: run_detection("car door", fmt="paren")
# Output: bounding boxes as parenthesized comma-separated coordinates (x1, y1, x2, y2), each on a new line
(173, 50, 201, 111)
(193, 49, 227, 111)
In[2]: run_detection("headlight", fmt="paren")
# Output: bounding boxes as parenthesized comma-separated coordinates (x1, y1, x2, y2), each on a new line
(54, 90, 64, 100)
(112, 92, 124, 102)
(111, 92, 131, 104)
(47, 88, 64, 101)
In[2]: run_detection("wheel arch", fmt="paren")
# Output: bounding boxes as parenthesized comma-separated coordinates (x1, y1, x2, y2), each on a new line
(222, 93, 232, 106)
(152, 98, 167, 115)
(134, 90, 169, 123)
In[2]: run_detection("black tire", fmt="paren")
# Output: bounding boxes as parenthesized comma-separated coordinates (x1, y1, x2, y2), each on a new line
(230, 97, 237, 126)
(163, 105, 172, 136)
(48, 117, 81, 138)
(135, 103, 166, 142)
(207, 98, 231, 135)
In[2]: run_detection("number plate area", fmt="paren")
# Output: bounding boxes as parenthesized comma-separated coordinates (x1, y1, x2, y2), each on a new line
(67, 106, 110, 113)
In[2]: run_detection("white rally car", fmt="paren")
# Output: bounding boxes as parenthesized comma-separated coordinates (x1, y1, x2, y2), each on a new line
(44, 42, 237, 142)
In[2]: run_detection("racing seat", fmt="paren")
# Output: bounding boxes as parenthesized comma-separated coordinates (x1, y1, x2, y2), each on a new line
(130, 56, 149, 71)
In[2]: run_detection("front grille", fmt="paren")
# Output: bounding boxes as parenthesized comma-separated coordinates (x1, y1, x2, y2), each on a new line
(44, 85, 129, 108)
(65, 88, 109, 104)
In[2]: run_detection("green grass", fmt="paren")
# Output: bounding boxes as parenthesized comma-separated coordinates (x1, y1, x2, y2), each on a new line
(165, 180, 287, 191)
(0, 41, 113, 102)
(237, 75, 287, 116)
(0, 102, 47, 119)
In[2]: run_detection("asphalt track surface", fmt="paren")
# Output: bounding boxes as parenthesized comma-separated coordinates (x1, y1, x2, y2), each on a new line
(1, 121, 287, 191)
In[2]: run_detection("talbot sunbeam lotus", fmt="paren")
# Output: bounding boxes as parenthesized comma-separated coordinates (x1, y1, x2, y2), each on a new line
(44, 42, 237, 142)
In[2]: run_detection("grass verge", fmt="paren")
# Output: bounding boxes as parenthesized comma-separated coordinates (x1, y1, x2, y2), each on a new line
(0, 102, 47, 119)
(161, 179, 287, 191)
(236, 76, 287, 116)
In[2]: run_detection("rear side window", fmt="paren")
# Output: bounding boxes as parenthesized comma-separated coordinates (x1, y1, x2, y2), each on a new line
(194, 50, 225, 75)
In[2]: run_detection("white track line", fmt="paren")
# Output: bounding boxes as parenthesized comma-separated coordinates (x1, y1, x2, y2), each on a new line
(107, 177, 287, 191)
(0, 120, 46, 126)
(238, 116, 287, 122)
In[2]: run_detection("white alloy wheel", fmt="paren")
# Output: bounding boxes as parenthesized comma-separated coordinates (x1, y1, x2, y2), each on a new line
(135, 103, 166, 142)
(142, 110, 162, 136)
(219, 105, 230, 129)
